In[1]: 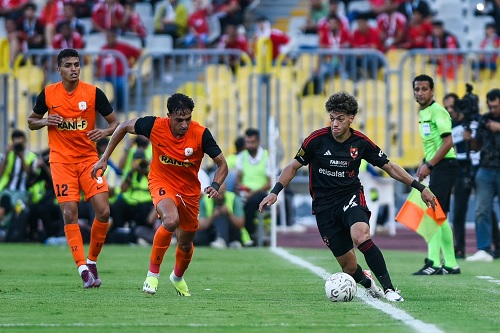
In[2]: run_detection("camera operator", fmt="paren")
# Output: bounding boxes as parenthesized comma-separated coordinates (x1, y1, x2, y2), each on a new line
(444, 92, 482, 258)
(464, 88, 500, 262)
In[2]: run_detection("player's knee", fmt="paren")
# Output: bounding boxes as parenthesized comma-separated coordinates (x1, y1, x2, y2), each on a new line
(95, 206, 110, 221)
(160, 215, 179, 232)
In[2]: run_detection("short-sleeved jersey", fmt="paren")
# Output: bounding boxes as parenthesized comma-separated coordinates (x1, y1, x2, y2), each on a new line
(134, 116, 222, 198)
(418, 101, 456, 162)
(32, 81, 113, 163)
(295, 127, 389, 213)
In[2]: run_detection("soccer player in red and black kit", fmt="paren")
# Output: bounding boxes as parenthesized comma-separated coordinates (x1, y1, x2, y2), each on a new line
(92, 93, 228, 296)
(259, 92, 437, 302)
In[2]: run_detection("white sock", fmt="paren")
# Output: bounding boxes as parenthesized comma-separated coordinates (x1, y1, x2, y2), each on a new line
(86, 258, 96, 265)
(78, 265, 89, 275)
(171, 271, 182, 282)
(147, 271, 160, 278)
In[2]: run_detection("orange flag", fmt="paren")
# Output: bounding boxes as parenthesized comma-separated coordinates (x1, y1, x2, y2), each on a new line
(395, 189, 447, 242)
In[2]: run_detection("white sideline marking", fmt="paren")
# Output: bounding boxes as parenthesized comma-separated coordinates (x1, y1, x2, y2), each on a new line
(272, 247, 444, 333)
(476, 276, 500, 285)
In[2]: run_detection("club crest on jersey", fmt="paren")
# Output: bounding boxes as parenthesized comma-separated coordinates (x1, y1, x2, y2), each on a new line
(350, 147, 358, 159)
(78, 101, 87, 111)
(185, 147, 193, 156)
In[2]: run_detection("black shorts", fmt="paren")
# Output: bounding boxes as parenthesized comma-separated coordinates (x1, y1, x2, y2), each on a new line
(429, 158, 459, 213)
(315, 191, 370, 257)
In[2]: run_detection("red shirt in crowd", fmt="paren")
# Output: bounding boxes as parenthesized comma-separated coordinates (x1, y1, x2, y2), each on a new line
(188, 8, 209, 35)
(52, 31, 85, 49)
(218, 33, 248, 52)
(405, 20, 432, 49)
(317, 23, 351, 49)
(92, 1, 124, 31)
(39, 0, 65, 25)
(99, 42, 141, 77)
(352, 26, 383, 51)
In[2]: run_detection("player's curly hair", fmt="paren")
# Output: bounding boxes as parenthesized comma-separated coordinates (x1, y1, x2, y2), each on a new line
(57, 48, 79, 67)
(325, 92, 358, 116)
(167, 93, 195, 115)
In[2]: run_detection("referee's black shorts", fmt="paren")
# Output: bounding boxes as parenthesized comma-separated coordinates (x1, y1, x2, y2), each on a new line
(429, 158, 459, 213)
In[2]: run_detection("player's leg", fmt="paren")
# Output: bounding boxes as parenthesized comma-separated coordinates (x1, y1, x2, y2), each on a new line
(82, 161, 111, 287)
(51, 162, 95, 288)
(143, 197, 178, 295)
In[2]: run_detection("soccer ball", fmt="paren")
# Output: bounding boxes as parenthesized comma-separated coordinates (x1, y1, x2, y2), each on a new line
(324, 272, 357, 302)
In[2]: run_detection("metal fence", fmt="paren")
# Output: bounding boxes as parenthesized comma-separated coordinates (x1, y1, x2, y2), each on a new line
(2, 48, 499, 169)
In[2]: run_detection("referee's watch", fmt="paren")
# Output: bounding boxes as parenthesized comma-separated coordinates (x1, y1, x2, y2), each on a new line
(425, 162, 434, 171)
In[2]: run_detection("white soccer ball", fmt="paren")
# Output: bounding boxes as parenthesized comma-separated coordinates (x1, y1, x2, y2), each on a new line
(325, 272, 357, 302)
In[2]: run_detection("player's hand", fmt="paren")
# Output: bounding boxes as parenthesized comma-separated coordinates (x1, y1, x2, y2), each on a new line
(259, 193, 277, 213)
(91, 158, 108, 179)
(46, 114, 63, 126)
(421, 188, 436, 211)
(87, 129, 105, 142)
(204, 185, 218, 198)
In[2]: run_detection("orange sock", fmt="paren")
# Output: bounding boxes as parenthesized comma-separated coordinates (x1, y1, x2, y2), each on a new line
(149, 226, 173, 274)
(173, 245, 194, 278)
(64, 224, 86, 267)
(88, 219, 109, 262)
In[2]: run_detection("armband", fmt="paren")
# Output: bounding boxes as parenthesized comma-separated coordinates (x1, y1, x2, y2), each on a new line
(210, 182, 220, 192)
(270, 182, 284, 195)
(411, 179, 426, 192)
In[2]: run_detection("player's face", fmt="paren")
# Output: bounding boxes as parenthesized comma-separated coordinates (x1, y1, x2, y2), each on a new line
(413, 81, 434, 107)
(58, 57, 80, 83)
(168, 110, 192, 138)
(329, 111, 353, 140)
(244, 135, 259, 155)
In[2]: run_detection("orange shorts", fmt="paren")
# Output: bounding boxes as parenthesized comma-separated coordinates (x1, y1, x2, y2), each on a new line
(149, 183, 200, 232)
(50, 159, 108, 203)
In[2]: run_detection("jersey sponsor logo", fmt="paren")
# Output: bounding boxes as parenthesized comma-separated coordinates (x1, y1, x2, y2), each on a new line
(319, 168, 345, 177)
(350, 147, 358, 159)
(79, 101, 87, 111)
(58, 116, 88, 131)
(343, 194, 358, 211)
(329, 160, 348, 167)
(324, 150, 331, 155)
(185, 147, 193, 156)
(160, 154, 193, 167)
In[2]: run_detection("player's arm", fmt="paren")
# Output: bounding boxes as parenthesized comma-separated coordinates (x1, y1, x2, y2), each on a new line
(28, 89, 63, 130)
(259, 159, 303, 212)
(381, 161, 436, 210)
(87, 88, 120, 141)
(91, 117, 140, 179)
(204, 153, 228, 199)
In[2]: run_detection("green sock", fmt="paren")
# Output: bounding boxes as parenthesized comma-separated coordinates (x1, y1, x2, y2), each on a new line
(241, 228, 252, 244)
(441, 220, 458, 267)
(428, 227, 442, 265)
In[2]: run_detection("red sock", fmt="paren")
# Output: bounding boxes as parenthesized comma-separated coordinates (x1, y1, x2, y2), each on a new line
(149, 226, 173, 274)
(88, 219, 109, 262)
(174, 245, 194, 278)
(64, 224, 86, 267)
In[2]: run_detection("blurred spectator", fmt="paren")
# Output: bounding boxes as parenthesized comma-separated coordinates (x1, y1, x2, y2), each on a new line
(52, 20, 85, 49)
(317, 0, 350, 33)
(397, 0, 431, 21)
(0, 129, 37, 207)
(57, 2, 86, 36)
(5, 17, 23, 65)
(369, 0, 403, 16)
(122, 1, 148, 47)
(426, 19, 461, 79)
(154, 0, 188, 41)
(350, 13, 384, 79)
(212, 0, 241, 32)
(91, 0, 125, 33)
(235, 128, 272, 245)
(301, 0, 329, 34)
(108, 151, 153, 244)
(17, 3, 46, 50)
(318, 14, 351, 49)
(39, 0, 65, 48)
(251, 16, 290, 62)
(474, 22, 500, 79)
(402, 7, 432, 49)
(376, 0, 407, 51)
(194, 182, 245, 248)
(0, 0, 28, 20)
(118, 135, 152, 177)
(225, 136, 245, 191)
(217, 23, 248, 71)
(185, 0, 210, 48)
(97, 29, 142, 112)
(475, 0, 500, 36)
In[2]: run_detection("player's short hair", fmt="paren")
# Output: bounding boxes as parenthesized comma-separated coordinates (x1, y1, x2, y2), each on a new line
(325, 92, 358, 116)
(245, 128, 260, 139)
(167, 93, 195, 115)
(57, 48, 79, 67)
(11, 129, 26, 141)
(486, 88, 500, 102)
(413, 74, 434, 90)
